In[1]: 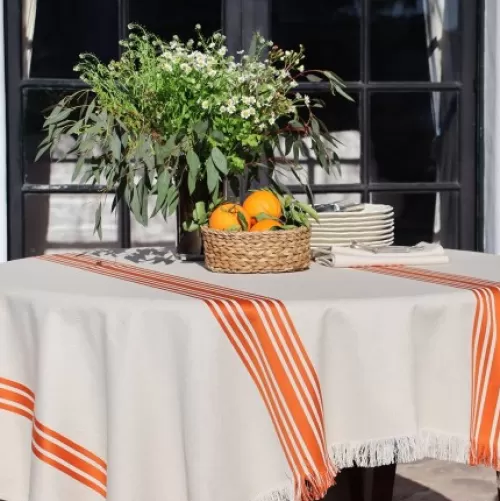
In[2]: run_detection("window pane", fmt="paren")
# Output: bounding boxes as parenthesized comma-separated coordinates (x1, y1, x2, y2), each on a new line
(24, 195, 119, 257)
(369, 92, 459, 183)
(274, 93, 361, 187)
(25, 0, 118, 78)
(271, 0, 360, 81)
(130, 0, 221, 42)
(23, 90, 108, 186)
(370, 191, 458, 248)
(370, 0, 461, 81)
(131, 197, 177, 249)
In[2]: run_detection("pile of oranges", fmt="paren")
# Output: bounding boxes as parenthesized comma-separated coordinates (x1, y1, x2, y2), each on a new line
(208, 190, 283, 232)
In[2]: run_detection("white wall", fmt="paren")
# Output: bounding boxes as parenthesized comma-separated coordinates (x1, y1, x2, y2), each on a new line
(484, 0, 500, 253)
(0, 0, 7, 263)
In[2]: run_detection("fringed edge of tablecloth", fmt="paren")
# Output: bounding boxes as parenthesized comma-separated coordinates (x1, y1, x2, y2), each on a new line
(251, 431, 471, 501)
(252, 482, 293, 501)
(329, 429, 469, 468)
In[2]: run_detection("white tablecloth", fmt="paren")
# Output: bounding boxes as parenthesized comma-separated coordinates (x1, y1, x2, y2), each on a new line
(0, 248, 499, 501)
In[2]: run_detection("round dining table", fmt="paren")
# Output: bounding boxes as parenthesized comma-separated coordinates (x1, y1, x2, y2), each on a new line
(0, 247, 499, 501)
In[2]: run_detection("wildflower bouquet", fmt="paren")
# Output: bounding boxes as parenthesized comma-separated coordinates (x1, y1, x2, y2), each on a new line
(37, 24, 350, 242)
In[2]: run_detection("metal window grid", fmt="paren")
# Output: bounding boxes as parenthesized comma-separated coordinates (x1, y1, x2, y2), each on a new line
(5, 0, 482, 258)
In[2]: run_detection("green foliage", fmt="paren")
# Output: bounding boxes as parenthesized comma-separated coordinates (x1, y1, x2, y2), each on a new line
(36, 24, 350, 237)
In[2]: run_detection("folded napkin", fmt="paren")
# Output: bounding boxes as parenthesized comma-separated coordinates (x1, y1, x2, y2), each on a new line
(313, 242, 449, 268)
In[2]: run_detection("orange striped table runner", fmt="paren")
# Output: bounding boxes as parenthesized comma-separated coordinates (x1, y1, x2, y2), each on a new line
(0, 376, 108, 497)
(359, 264, 500, 469)
(36, 253, 336, 501)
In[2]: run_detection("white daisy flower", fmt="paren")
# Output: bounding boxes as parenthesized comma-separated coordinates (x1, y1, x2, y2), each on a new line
(242, 96, 256, 105)
(217, 47, 228, 56)
(201, 100, 210, 110)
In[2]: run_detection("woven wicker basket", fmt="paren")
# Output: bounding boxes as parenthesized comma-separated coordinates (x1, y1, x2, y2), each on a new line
(201, 225, 311, 274)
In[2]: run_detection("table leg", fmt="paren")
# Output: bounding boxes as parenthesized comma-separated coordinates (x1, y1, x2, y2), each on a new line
(369, 464, 396, 501)
(323, 464, 396, 501)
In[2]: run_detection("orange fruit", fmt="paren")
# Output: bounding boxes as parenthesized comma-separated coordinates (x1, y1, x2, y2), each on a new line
(249, 219, 283, 232)
(208, 203, 251, 231)
(243, 190, 282, 225)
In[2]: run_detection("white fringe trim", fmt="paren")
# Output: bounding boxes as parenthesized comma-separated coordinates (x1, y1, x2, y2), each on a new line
(330, 429, 470, 468)
(252, 482, 293, 501)
(251, 430, 470, 501)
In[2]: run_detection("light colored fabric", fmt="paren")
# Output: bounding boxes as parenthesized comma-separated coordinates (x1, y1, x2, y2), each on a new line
(0, 248, 499, 501)
(313, 242, 449, 268)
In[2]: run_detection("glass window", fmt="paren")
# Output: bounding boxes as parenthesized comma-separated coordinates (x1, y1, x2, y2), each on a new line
(369, 91, 459, 183)
(274, 93, 361, 187)
(24, 195, 119, 256)
(371, 191, 459, 248)
(23, 89, 85, 185)
(130, 197, 177, 248)
(370, 0, 461, 82)
(25, 0, 118, 78)
(130, 0, 222, 42)
(271, 0, 361, 82)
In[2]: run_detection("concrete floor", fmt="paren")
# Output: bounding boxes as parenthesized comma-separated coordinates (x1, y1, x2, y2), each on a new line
(395, 461, 498, 501)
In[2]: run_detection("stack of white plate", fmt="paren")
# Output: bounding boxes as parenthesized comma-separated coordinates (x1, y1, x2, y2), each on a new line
(310, 204, 394, 249)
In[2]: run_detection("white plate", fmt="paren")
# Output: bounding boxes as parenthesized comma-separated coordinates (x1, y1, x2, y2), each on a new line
(311, 237, 395, 248)
(310, 233, 394, 244)
(311, 222, 395, 232)
(311, 228, 394, 238)
(316, 213, 394, 224)
(310, 219, 394, 229)
(315, 204, 393, 220)
(315, 212, 394, 223)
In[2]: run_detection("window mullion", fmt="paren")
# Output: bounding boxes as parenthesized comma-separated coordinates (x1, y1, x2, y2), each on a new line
(117, 0, 131, 248)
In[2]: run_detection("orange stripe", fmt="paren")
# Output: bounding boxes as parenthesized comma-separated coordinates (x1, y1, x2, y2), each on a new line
(235, 297, 318, 474)
(240, 296, 326, 465)
(33, 427, 107, 485)
(359, 265, 497, 454)
(207, 300, 303, 475)
(40, 253, 335, 499)
(360, 265, 498, 445)
(47, 253, 327, 448)
(0, 377, 108, 494)
(360, 265, 500, 468)
(0, 401, 33, 421)
(0, 377, 35, 399)
(32, 443, 106, 498)
(271, 302, 325, 429)
(35, 419, 107, 471)
(0, 388, 35, 413)
(51, 252, 324, 454)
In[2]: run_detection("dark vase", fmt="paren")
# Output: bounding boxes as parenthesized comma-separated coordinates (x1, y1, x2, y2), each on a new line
(176, 178, 205, 258)
(176, 175, 233, 258)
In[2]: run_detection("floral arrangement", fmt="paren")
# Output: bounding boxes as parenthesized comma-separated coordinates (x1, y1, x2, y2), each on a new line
(37, 24, 350, 237)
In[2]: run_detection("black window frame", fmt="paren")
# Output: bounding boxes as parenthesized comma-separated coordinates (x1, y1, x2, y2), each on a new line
(5, 0, 483, 259)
